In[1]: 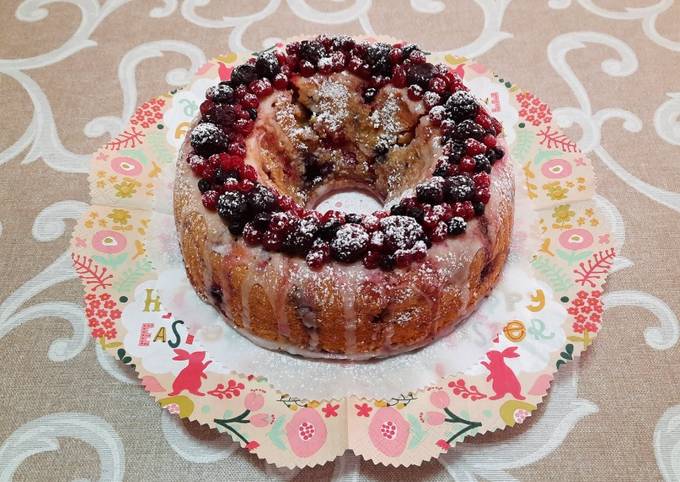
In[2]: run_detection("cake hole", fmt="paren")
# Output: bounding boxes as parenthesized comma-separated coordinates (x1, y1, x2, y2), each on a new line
(311, 187, 384, 215)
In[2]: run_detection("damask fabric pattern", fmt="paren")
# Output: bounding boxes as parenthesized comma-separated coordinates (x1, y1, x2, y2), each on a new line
(0, 1, 678, 481)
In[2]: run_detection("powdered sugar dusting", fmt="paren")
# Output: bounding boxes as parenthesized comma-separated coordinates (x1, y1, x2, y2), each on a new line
(315, 79, 350, 133)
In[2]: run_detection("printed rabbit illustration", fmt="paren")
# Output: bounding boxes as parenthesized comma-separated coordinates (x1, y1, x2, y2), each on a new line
(169, 349, 212, 396)
(481, 346, 525, 400)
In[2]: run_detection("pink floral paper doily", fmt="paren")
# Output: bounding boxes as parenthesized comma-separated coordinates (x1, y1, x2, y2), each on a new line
(71, 42, 615, 468)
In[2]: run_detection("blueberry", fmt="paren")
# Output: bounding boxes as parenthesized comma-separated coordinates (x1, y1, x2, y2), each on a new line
(255, 51, 280, 79)
(330, 224, 369, 262)
(231, 64, 257, 85)
(197, 178, 211, 193)
(190, 122, 228, 156)
(406, 62, 436, 88)
(416, 176, 445, 204)
(487, 146, 505, 164)
(444, 175, 473, 202)
(390, 201, 425, 222)
(228, 220, 246, 236)
(248, 184, 277, 213)
(363, 87, 377, 103)
(445, 90, 479, 121)
(206, 82, 234, 103)
(473, 201, 486, 216)
(217, 191, 248, 222)
(447, 216, 467, 235)
(474, 154, 491, 173)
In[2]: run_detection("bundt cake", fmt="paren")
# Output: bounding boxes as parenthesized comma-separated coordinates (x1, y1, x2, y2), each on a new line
(174, 35, 514, 359)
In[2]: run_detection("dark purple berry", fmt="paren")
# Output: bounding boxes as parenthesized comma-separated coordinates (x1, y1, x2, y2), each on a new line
(487, 146, 505, 164)
(255, 51, 280, 79)
(283, 216, 319, 254)
(473, 201, 486, 216)
(444, 175, 473, 202)
(197, 178, 211, 193)
(415, 176, 445, 204)
(474, 154, 492, 173)
(190, 122, 228, 156)
(406, 62, 436, 88)
(380, 215, 425, 252)
(453, 119, 485, 140)
(363, 87, 377, 103)
(231, 64, 258, 85)
(447, 216, 467, 235)
(299, 40, 324, 64)
(445, 90, 479, 121)
(248, 184, 277, 213)
(217, 190, 248, 222)
(330, 224, 369, 262)
(206, 82, 234, 103)
(345, 213, 363, 224)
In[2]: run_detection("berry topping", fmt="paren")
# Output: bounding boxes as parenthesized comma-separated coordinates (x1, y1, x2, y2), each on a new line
(255, 51, 280, 79)
(217, 190, 248, 223)
(444, 175, 474, 202)
(190, 122, 228, 156)
(206, 82, 234, 104)
(453, 119, 485, 141)
(416, 176, 445, 204)
(230, 64, 258, 85)
(330, 224, 369, 262)
(445, 90, 479, 121)
(447, 216, 467, 235)
(380, 215, 425, 252)
(248, 184, 277, 213)
(299, 40, 325, 64)
(201, 190, 219, 210)
(406, 62, 436, 88)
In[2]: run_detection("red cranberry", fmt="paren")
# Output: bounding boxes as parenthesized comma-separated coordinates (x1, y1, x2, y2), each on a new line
(389, 47, 403, 64)
(201, 190, 219, 210)
(286, 42, 300, 55)
(408, 50, 426, 64)
(273, 73, 288, 90)
(491, 117, 503, 134)
(223, 177, 239, 191)
(262, 231, 283, 251)
(286, 53, 299, 70)
(361, 214, 380, 232)
(475, 187, 490, 204)
(465, 138, 487, 156)
(275, 50, 287, 65)
(423, 91, 441, 110)
(200, 99, 215, 117)
(362, 250, 380, 269)
(318, 58, 333, 75)
(227, 141, 246, 158)
(482, 134, 497, 148)
(369, 231, 386, 252)
(472, 172, 490, 189)
(234, 84, 248, 101)
(429, 221, 448, 242)
(459, 156, 476, 173)
(438, 203, 454, 221)
(429, 106, 446, 126)
(391, 65, 407, 87)
(249, 78, 273, 98)
(243, 223, 262, 245)
(218, 153, 243, 171)
(240, 93, 259, 109)
(331, 51, 346, 72)
(188, 155, 207, 176)
(475, 113, 492, 130)
(407, 84, 423, 101)
(276, 194, 296, 212)
(239, 179, 255, 192)
(453, 201, 475, 220)
(234, 118, 254, 135)
(395, 249, 413, 268)
(300, 61, 315, 77)
(428, 76, 447, 94)
(240, 164, 257, 181)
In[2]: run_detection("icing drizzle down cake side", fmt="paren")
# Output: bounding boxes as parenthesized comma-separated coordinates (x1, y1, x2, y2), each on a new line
(174, 36, 515, 359)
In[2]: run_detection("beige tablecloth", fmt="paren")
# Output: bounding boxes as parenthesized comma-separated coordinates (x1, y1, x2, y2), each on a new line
(1, 1, 679, 480)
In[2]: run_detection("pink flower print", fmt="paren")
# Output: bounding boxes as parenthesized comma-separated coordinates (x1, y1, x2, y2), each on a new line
(567, 307, 578, 315)
(425, 411, 445, 426)
(322, 403, 340, 418)
(104, 300, 116, 309)
(102, 319, 114, 329)
(436, 439, 451, 451)
(368, 407, 410, 457)
(285, 408, 327, 458)
(109, 309, 121, 320)
(92, 328, 105, 338)
(244, 392, 264, 411)
(514, 409, 530, 423)
(577, 291, 588, 299)
(88, 317, 99, 328)
(355, 403, 372, 417)
(96, 309, 107, 319)
(429, 390, 450, 409)
(250, 413, 270, 427)
(572, 322, 584, 333)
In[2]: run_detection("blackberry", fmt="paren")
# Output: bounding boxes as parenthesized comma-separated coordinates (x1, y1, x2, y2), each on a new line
(213, 104, 237, 126)
(380, 215, 425, 252)
(190, 122, 228, 156)
(255, 51, 280, 79)
(230, 64, 257, 86)
(453, 119, 485, 141)
(406, 62, 436, 88)
(330, 224, 369, 262)
(247, 184, 277, 213)
(443, 140, 466, 163)
(228, 220, 246, 236)
(444, 175, 473, 202)
(332, 35, 355, 51)
(379, 253, 396, 271)
(246, 108, 258, 120)
(401, 44, 420, 58)
(445, 90, 479, 121)
(197, 178, 211, 193)
(363, 87, 377, 103)
(283, 217, 319, 255)
(474, 154, 492, 173)
(299, 40, 324, 64)
(345, 213, 363, 224)
(433, 160, 451, 177)
(447, 216, 467, 235)
(206, 82, 234, 104)
(473, 201, 486, 216)
(217, 191, 248, 222)
(318, 216, 344, 240)
(366, 42, 391, 76)
(415, 176, 445, 204)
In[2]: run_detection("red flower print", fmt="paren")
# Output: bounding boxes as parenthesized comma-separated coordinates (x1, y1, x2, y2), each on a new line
(590, 312, 601, 322)
(573, 298, 584, 307)
(285, 408, 327, 458)
(92, 328, 105, 338)
(368, 407, 410, 457)
(84, 292, 122, 339)
(515, 91, 552, 126)
(85, 293, 96, 301)
(355, 403, 372, 417)
(104, 300, 115, 309)
(575, 314, 586, 323)
(105, 328, 117, 340)
(109, 309, 122, 320)
(322, 403, 340, 418)
(102, 319, 114, 329)
(90, 300, 100, 308)
(437, 439, 451, 451)
(100, 293, 111, 301)
(88, 317, 98, 328)
(577, 291, 588, 299)
(588, 298, 599, 306)
(585, 322, 598, 332)
(591, 290, 602, 297)
(96, 309, 107, 318)
(245, 441, 260, 451)
(581, 306, 592, 314)
(569, 289, 604, 335)
(130, 97, 165, 128)
(567, 307, 578, 315)
(85, 308, 94, 317)
(572, 322, 584, 333)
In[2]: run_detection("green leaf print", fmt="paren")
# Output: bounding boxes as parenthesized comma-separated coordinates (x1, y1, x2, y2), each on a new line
(267, 415, 287, 450)
(406, 414, 425, 449)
